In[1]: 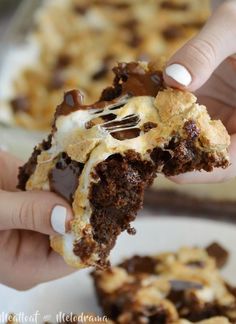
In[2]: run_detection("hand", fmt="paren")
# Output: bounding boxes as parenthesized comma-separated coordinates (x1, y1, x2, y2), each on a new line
(0, 150, 74, 290)
(164, 0, 236, 184)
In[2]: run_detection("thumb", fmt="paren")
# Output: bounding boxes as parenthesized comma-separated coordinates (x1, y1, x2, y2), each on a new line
(0, 190, 73, 235)
(164, 1, 236, 91)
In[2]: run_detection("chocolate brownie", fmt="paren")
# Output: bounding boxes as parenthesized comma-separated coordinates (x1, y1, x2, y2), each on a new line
(18, 61, 230, 269)
(92, 244, 236, 323)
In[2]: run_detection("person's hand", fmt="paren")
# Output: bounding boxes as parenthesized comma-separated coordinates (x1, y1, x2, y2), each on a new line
(0, 150, 74, 290)
(164, 0, 236, 184)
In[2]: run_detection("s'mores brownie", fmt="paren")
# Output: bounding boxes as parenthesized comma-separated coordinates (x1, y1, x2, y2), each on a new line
(18, 62, 230, 269)
(92, 244, 236, 323)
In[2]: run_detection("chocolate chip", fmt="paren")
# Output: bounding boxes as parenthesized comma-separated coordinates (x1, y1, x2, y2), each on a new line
(56, 54, 71, 68)
(142, 122, 157, 133)
(121, 18, 138, 30)
(162, 25, 184, 40)
(10, 96, 30, 113)
(160, 1, 189, 10)
(206, 242, 229, 268)
(127, 33, 142, 48)
(74, 4, 88, 15)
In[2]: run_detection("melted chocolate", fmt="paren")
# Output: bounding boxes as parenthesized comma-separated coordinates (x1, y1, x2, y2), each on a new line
(112, 62, 164, 97)
(49, 152, 84, 203)
(54, 62, 164, 119)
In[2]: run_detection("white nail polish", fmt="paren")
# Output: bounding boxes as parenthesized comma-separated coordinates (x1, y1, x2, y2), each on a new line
(165, 64, 192, 87)
(51, 205, 67, 234)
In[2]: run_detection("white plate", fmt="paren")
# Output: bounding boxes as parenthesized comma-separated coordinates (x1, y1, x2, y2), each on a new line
(1, 214, 236, 323)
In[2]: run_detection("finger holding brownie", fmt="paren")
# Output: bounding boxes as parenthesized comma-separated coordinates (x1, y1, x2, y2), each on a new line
(164, 0, 236, 184)
(0, 150, 75, 290)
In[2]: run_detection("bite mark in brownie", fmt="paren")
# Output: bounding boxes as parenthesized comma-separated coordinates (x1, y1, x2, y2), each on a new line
(18, 61, 230, 269)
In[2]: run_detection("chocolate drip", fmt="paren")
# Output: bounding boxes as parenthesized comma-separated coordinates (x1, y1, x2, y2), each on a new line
(49, 152, 84, 203)
(55, 62, 164, 119)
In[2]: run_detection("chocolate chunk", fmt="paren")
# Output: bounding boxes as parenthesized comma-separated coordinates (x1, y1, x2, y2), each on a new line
(10, 96, 29, 113)
(49, 152, 84, 203)
(121, 18, 138, 30)
(160, 1, 189, 10)
(56, 54, 71, 68)
(162, 25, 184, 40)
(127, 33, 142, 48)
(142, 122, 157, 133)
(74, 4, 88, 15)
(119, 255, 157, 274)
(206, 242, 229, 268)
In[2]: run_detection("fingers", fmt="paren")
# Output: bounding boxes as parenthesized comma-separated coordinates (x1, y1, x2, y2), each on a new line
(164, 1, 236, 91)
(0, 190, 73, 235)
(170, 134, 236, 184)
(0, 150, 23, 191)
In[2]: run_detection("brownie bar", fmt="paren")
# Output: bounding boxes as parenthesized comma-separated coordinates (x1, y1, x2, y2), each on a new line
(92, 244, 236, 323)
(18, 61, 230, 269)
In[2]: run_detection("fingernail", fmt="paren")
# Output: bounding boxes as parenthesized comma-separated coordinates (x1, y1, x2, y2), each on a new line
(51, 205, 67, 234)
(165, 64, 192, 87)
